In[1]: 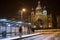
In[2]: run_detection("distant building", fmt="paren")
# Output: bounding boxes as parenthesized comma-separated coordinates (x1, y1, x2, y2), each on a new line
(31, 1, 48, 28)
(57, 15, 60, 28)
(47, 14, 53, 28)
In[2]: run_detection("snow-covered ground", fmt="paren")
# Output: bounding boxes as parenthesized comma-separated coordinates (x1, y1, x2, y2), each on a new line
(22, 34, 60, 40)
(0, 33, 40, 40)
(1, 33, 60, 40)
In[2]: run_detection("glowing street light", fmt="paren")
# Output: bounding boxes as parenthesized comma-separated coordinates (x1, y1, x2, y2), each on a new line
(22, 8, 26, 12)
(18, 8, 26, 21)
(20, 8, 26, 21)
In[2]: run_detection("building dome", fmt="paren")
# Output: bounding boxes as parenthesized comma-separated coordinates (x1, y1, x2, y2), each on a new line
(36, 1, 41, 10)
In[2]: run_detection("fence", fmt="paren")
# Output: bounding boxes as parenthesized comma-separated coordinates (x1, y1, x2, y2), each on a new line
(0, 19, 31, 38)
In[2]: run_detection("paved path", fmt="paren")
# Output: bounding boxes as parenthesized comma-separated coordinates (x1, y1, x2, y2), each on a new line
(0, 33, 60, 40)
(23, 34, 60, 40)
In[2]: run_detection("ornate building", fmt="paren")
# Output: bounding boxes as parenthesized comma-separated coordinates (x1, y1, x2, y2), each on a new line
(31, 1, 48, 28)
(48, 14, 53, 28)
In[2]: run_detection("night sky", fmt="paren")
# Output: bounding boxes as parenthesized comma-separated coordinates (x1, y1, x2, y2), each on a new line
(0, 0, 60, 19)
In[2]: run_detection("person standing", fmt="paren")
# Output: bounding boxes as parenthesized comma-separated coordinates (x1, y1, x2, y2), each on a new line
(19, 26, 22, 37)
(31, 28, 34, 33)
(2, 30, 6, 38)
(27, 27, 30, 34)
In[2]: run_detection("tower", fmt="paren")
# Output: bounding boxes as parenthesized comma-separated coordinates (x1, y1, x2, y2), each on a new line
(35, 1, 42, 22)
(42, 6, 48, 28)
(31, 1, 48, 29)
(31, 8, 35, 23)
(31, 8, 35, 28)
(35, 1, 48, 28)
(43, 6, 47, 15)
(35, 1, 44, 28)
(36, 1, 42, 15)
(36, 1, 41, 10)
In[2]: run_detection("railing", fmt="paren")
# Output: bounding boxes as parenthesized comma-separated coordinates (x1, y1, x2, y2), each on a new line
(0, 32, 19, 39)
(0, 33, 40, 40)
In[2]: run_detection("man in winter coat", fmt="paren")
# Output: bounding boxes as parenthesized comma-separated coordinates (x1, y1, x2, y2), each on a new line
(19, 26, 22, 37)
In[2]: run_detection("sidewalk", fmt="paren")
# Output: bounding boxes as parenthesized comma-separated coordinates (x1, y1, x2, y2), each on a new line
(0, 33, 40, 40)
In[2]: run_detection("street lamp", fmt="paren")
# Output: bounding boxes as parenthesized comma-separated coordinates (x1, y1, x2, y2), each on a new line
(20, 8, 26, 21)
(21, 8, 26, 19)
(22, 8, 26, 12)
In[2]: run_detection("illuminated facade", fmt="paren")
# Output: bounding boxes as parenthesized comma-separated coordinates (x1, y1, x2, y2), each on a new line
(57, 15, 60, 28)
(48, 14, 53, 28)
(31, 1, 48, 28)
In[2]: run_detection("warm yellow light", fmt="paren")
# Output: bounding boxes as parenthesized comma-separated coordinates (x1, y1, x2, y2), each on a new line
(49, 23, 52, 28)
(22, 8, 26, 12)
(34, 25, 36, 28)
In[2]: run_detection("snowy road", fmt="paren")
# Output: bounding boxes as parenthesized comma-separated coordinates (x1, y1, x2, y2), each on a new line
(22, 34, 60, 40)
(0, 33, 60, 40)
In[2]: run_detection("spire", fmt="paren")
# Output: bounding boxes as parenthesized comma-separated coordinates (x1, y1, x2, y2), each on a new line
(38, 1, 40, 5)
(43, 6, 46, 9)
(31, 8, 34, 15)
(43, 6, 47, 15)
(32, 8, 34, 10)
(36, 1, 41, 10)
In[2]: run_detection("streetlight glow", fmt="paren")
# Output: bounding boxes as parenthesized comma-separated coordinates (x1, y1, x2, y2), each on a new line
(18, 8, 26, 21)
(22, 8, 26, 12)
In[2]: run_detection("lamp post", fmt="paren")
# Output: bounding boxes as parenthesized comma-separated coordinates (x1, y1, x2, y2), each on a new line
(19, 8, 26, 21)
(21, 8, 26, 21)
